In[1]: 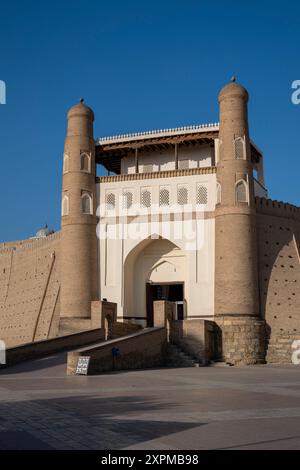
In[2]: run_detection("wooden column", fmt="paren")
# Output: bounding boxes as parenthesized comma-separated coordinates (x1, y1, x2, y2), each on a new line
(135, 148, 139, 174)
(210, 143, 215, 166)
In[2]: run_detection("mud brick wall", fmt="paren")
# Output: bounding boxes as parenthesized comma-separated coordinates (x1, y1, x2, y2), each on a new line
(256, 197, 300, 363)
(0, 232, 61, 347)
(111, 322, 142, 338)
(67, 327, 167, 375)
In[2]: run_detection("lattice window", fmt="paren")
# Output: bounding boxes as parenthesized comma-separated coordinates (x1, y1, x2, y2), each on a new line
(177, 186, 188, 205)
(197, 185, 208, 205)
(80, 152, 91, 172)
(61, 194, 69, 216)
(123, 191, 133, 209)
(236, 180, 248, 203)
(159, 188, 170, 206)
(216, 182, 221, 204)
(106, 192, 116, 211)
(143, 164, 153, 173)
(63, 154, 69, 173)
(81, 192, 92, 214)
(234, 137, 246, 160)
(178, 159, 189, 170)
(141, 189, 151, 208)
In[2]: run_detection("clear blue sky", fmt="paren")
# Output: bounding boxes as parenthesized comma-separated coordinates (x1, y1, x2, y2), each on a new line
(0, 0, 299, 242)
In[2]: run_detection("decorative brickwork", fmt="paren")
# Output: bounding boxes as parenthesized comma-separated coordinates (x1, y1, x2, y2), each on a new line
(60, 100, 98, 319)
(97, 166, 216, 183)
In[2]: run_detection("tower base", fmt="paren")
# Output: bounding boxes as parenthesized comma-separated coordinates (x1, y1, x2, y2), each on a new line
(215, 316, 266, 365)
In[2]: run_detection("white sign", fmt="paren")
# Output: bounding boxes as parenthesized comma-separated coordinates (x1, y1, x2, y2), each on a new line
(76, 356, 90, 375)
(0, 340, 6, 364)
(291, 340, 300, 365)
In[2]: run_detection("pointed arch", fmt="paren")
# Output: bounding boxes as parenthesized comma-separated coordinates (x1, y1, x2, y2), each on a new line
(123, 237, 185, 321)
(81, 191, 93, 214)
(63, 154, 69, 173)
(159, 188, 170, 206)
(80, 152, 91, 173)
(234, 136, 246, 160)
(141, 188, 151, 208)
(146, 259, 177, 283)
(106, 192, 116, 211)
(122, 191, 133, 209)
(235, 179, 248, 203)
(61, 194, 69, 216)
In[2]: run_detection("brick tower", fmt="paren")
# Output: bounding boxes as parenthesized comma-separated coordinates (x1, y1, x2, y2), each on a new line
(60, 99, 98, 323)
(215, 79, 265, 364)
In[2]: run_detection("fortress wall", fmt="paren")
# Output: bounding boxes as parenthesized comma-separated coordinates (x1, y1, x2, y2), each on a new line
(255, 197, 300, 363)
(0, 232, 61, 347)
(0, 238, 38, 250)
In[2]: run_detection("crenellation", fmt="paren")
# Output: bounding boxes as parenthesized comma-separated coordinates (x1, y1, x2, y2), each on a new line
(0, 231, 61, 255)
(255, 197, 300, 220)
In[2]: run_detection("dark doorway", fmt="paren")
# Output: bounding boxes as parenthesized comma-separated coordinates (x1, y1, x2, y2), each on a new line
(146, 283, 184, 327)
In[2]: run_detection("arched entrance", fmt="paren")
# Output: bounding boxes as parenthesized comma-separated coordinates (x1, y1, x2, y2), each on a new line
(124, 237, 186, 326)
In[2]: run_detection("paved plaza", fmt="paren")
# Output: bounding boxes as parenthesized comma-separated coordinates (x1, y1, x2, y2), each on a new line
(0, 356, 300, 450)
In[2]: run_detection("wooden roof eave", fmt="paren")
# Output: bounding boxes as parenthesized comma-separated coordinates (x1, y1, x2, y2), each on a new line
(95, 130, 263, 172)
(97, 131, 217, 153)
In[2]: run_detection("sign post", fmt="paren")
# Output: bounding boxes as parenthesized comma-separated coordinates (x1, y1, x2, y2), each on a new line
(76, 356, 90, 375)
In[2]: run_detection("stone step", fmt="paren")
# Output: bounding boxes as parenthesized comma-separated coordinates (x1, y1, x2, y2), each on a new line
(165, 343, 200, 368)
(209, 361, 232, 367)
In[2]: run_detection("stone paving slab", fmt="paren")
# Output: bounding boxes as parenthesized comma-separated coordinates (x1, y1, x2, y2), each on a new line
(0, 355, 300, 449)
(0, 431, 54, 450)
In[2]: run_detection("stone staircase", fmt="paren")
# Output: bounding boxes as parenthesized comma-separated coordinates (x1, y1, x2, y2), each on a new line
(165, 343, 200, 368)
(208, 360, 232, 367)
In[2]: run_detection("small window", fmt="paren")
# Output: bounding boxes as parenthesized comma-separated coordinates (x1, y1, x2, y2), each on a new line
(177, 186, 188, 206)
(197, 185, 208, 205)
(236, 180, 248, 203)
(141, 189, 151, 208)
(234, 137, 246, 160)
(143, 164, 153, 173)
(216, 182, 221, 204)
(81, 192, 92, 214)
(61, 194, 69, 216)
(63, 154, 69, 174)
(123, 191, 133, 209)
(159, 188, 170, 206)
(178, 159, 189, 170)
(80, 152, 91, 172)
(106, 193, 116, 211)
